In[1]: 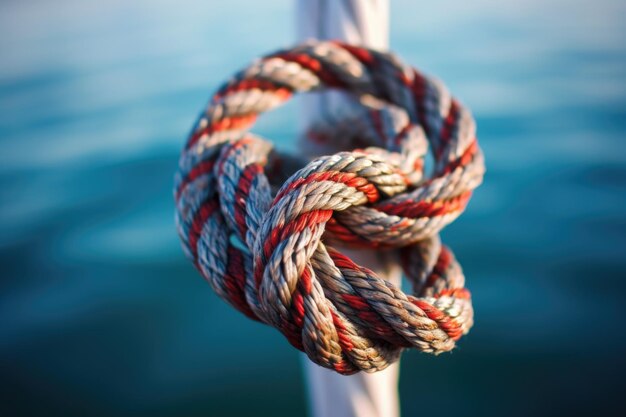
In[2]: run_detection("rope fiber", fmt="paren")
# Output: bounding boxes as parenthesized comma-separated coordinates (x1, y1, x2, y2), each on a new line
(175, 41, 485, 374)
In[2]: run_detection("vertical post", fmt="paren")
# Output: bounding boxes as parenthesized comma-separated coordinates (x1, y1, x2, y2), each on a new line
(295, 2, 401, 417)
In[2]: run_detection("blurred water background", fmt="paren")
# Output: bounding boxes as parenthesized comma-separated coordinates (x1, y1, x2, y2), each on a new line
(1, 0, 625, 416)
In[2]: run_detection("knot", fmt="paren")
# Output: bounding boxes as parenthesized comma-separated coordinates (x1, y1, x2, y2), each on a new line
(175, 41, 485, 374)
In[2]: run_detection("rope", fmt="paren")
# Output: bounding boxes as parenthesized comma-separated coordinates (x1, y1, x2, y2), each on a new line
(174, 41, 485, 374)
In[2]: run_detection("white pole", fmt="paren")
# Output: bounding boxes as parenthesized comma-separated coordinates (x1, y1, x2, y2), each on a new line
(295, 2, 401, 417)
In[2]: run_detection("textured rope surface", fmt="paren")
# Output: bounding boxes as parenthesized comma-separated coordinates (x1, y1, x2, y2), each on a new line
(175, 41, 485, 374)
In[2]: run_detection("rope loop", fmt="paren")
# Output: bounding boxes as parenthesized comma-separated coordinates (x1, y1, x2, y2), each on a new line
(175, 41, 484, 374)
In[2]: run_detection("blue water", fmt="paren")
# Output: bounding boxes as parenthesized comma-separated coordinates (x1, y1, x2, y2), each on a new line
(1, 1, 625, 416)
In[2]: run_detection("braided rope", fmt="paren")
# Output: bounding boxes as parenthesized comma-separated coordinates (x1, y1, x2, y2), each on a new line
(175, 41, 485, 374)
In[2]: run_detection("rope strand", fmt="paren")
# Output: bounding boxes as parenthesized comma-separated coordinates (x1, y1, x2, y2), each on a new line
(175, 40, 485, 374)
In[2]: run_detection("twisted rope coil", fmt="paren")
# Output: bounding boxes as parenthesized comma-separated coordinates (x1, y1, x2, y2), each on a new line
(175, 41, 485, 374)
